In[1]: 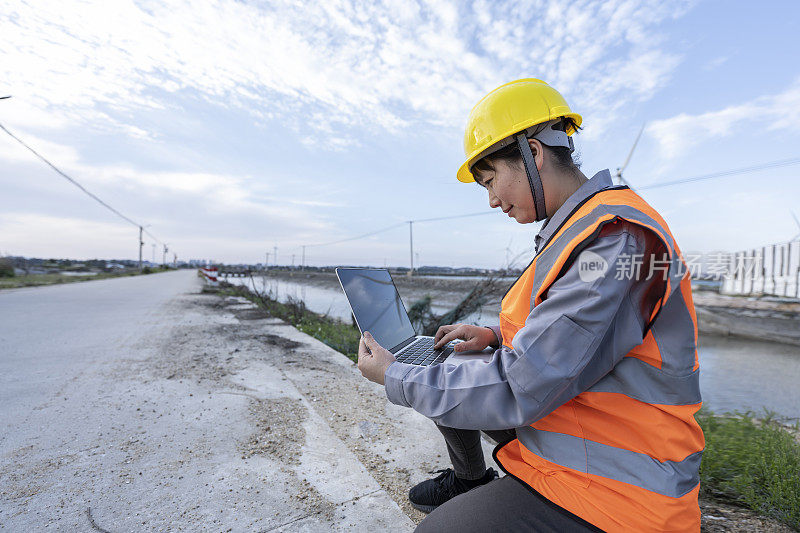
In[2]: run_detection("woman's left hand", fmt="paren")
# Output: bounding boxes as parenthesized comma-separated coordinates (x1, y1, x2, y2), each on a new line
(357, 332, 396, 385)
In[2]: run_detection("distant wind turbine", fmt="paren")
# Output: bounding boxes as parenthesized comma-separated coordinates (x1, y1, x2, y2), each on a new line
(615, 123, 646, 190)
(790, 210, 800, 240)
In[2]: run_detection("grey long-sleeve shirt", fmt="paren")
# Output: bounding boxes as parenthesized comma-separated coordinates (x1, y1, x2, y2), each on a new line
(383, 220, 665, 430)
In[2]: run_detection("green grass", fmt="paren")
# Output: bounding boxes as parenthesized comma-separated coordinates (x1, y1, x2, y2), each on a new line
(0, 268, 171, 289)
(697, 409, 800, 529)
(0, 258, 14, 278)
(219, 282, 362, 361)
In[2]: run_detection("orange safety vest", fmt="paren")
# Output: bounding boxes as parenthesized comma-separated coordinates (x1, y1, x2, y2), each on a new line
(494, 186, 704, 532)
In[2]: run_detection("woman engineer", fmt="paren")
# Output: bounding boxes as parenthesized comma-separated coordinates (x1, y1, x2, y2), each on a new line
(356, 78, 704, 532)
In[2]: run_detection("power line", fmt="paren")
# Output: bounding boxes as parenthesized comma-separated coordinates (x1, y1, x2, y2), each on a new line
(0, 122, 171, 264)
(398, 210, 494, 275)
(412, 211, 494, 224)
(142, 227, 164, 246)
(298, 155, 800, 269)
(303, 210, 496, 250)
(0, 122, 142, 227)
(305, 222, 407, 248)
(638, 157, 800, 190)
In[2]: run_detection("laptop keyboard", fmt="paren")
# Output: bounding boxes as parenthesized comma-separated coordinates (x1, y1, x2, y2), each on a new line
(395, 337, 456, 366)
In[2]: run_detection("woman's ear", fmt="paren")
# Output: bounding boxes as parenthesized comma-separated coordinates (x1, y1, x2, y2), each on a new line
(527, 138, 545, 171)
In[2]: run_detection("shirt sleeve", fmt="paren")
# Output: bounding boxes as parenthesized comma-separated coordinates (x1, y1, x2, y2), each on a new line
(384, 221, 664, 430)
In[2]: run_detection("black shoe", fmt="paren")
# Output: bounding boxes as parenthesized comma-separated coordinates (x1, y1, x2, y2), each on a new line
(408, 467, 498, 513)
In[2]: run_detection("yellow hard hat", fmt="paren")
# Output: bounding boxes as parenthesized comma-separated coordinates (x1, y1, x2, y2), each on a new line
(457, 78, 582, 183)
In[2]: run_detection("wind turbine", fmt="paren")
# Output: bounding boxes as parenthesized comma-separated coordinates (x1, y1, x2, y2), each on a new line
(791, 210, 800, 240)
(504, 236, 514, 269)
(615, 124, 646, 189)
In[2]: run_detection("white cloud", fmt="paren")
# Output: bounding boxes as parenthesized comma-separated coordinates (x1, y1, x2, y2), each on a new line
(0, 213, 136, 259)
(0, 0, 703, 263)
(647, 77, 800, 159)
(0, 211, 328, 262)
(1, 0, 692, 147)
(0, 130, 82, 165)
(0, 130, 336, 242)
(704, 55, 728, 71)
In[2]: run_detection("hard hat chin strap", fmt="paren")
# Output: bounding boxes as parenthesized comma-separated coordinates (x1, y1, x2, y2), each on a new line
(515, 133, 547, 222)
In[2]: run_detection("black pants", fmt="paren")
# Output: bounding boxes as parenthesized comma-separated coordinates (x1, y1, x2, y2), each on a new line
(425, 424, 600, 532)
(435, 423, 515, 480)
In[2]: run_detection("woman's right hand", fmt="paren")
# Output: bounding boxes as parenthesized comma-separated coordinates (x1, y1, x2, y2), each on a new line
(433, 323, 499, 352)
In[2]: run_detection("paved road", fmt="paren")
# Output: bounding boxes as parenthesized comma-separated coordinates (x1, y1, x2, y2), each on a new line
(0, 271, 413, 531)
(1, 271, 196, 444)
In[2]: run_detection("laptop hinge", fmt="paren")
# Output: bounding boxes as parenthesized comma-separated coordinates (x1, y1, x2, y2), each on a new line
(390, 336, 417, 354)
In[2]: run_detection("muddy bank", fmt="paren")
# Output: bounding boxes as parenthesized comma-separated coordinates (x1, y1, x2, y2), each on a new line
(261, 269, 508, 296)
(693, 291, 800, 346)
(252, 270, 800, 346)
(248, 269, 506, 318)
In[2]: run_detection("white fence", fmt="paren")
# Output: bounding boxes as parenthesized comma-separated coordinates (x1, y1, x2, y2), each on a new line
(721, 240, 800, 298)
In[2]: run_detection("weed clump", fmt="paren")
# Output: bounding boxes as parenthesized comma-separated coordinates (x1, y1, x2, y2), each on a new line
(221, 282, 361, 361)
(698, 409, 800, 529)
(0, 257, 15, 278)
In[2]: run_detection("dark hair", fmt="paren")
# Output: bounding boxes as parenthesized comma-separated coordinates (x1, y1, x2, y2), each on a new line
(472, 117, 582, 181)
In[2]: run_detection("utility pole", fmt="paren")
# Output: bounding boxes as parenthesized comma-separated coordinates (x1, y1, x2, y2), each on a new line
(408, 221, 414, 277)
(173, 253, 177, 267)
(301, 246, 306, 270)
(162, 244, 168, 266)
(138, 226, 144, 271)
(273, 245, 278, 267)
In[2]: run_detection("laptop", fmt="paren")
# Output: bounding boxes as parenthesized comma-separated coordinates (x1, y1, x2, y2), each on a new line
(336, 267, 493, 367)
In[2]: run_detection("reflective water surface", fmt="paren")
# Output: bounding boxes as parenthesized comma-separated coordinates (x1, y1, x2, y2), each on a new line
(697, 334, 800, 420)
(227, 275, 800, 420)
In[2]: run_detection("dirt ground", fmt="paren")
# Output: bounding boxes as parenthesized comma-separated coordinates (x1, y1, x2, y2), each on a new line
(699, 500, 794, 532)
(190, 293, 448, 524)
(198, 286, 791, 532)
(0, 278, 412, 531)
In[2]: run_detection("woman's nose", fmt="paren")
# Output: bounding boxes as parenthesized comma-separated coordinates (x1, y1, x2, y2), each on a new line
(488, 191, 501, 208)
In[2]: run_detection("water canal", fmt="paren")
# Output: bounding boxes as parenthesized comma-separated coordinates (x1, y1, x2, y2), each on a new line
(225, 273, 800, 421)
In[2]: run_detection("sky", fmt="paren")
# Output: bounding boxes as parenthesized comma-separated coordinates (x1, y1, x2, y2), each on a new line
(2, 0, 799, 269)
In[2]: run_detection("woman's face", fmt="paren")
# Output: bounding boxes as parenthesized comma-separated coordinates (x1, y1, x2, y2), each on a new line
(475, 158, 537, 223)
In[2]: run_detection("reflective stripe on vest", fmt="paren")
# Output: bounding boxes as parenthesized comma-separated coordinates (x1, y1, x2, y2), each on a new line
(516, 426, 702, 498)
(494, 186, 704, 532)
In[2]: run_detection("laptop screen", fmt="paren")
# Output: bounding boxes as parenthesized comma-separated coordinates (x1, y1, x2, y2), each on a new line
(336, 268, 416, 351)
